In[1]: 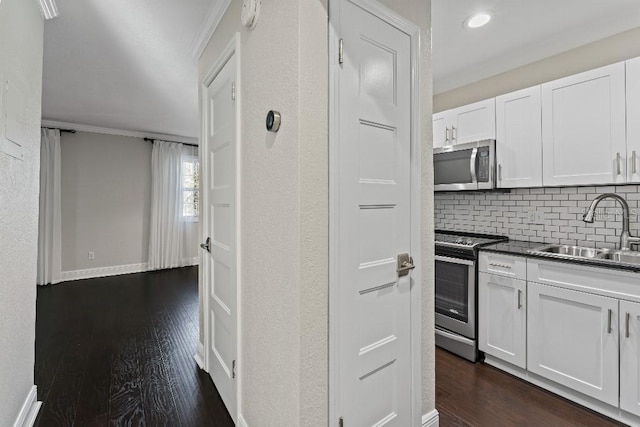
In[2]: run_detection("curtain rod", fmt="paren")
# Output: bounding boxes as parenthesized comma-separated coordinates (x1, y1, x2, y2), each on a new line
(43, 127, 76, 134)
(143, 137, 198, 148)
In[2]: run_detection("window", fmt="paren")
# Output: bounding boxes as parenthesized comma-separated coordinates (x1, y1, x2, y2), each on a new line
(182, 156, 200, 221)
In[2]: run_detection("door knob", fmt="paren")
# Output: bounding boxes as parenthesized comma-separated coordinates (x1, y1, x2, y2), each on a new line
(397, 253, 415, 277)
(200, 237, 211, 253)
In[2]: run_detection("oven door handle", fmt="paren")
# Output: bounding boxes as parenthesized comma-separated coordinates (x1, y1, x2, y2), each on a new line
(435, 255, 475, 266)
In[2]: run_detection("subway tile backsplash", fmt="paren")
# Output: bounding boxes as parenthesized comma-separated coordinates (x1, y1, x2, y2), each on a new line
(434, 186, 640, 249)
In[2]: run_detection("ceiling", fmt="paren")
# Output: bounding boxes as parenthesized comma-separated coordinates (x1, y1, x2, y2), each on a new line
(42, 1, 640, 138)
(433, 0, 640, 94)
(42, 0, 215, 139)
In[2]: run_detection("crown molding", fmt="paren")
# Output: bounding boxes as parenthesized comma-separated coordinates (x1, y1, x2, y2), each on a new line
(41, 119, 198, 145)
(37, 0, 59, 20)
(189, 0, 233, 60)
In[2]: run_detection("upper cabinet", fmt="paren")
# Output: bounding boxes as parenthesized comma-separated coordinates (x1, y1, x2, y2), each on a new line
(627, 57, 640, 183)
(433, 98, 496, 148)
(496, 86, 543, 188)
(541, 63, 627, 186)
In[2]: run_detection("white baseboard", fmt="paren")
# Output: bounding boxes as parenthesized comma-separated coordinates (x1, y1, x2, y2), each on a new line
(60, 258, 200, 282)
(422, 409, 439, 427)
(182, 256, 200, 267)
(13, 386, 41, 427)
(194, 342, 205, 370)
(237, 414, 249, 427)
(61, 262, 148, 281)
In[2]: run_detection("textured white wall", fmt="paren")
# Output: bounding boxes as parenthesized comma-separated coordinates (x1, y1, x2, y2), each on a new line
(434, 26, 640, 113)
(198, 0, 431, 424)
(60, 131, 199, 273)
(0, 0, 43, 425)
(60, 132, 152, 270)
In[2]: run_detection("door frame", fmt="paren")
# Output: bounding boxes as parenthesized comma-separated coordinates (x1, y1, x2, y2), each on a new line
(328, 0, 422, 424)
(199, 32, 242, 422)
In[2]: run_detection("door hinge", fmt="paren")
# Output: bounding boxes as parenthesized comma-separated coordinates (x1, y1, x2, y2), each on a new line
(338, 39, 344, 65)
(232, 360, 236, 379)
(339, 416, 344, 427)
(231, 82, 236, 100)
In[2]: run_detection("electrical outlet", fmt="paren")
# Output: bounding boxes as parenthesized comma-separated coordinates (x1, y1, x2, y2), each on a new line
(88, 251, 95, 260)
(534, 210, 545, 224)
(527, 210, 545, 225)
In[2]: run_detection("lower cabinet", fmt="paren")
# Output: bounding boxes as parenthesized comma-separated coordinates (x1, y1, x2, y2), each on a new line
(620, 300, 640, 417)
(478, 272, 526, 368)
(527, 282, 619, 407)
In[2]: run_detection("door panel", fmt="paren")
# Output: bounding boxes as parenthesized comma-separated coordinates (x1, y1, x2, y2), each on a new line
(337, 0, 413, 425)
(478, 272, 526, 368)
(452, 98, 496, 145)
(620, 300, 640, 417)
(527, 282, 618, 406)
(627, 57, 640, 183)
(433, 112, 449, 148)
(496, 86, 542, 188)
(542, 63, 626, 186)
(204, 53, 237, 418)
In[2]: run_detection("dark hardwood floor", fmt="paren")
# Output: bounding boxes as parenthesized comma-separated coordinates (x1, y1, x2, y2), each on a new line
(436, 347, 626, 426)
(35, 266, 233, 427)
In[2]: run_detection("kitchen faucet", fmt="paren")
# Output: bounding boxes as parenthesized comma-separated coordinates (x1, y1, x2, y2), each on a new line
(583, 193, 640, 251)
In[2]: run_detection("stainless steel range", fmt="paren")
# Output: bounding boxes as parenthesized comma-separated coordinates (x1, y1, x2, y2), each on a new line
(434, 231, 508, 361)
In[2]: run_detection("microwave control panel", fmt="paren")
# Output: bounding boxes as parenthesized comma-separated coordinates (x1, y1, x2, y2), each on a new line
(477, 148, 490, 182)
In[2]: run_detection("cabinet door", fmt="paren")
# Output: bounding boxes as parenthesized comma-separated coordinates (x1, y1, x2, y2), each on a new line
(527, 282, 619, 406)
(496, 86, 542, 188)
(620, 300, 640, 417)
(542, 62, 626, 186)
(433, 111, 450, 148)
(478, 272, 526, 368)
(451, 98, 496, 145)
(627, 57, 640, 183)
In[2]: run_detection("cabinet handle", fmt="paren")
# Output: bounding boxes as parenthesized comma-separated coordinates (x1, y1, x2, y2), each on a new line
(626, 312, 631, 338)
(498, 164, 503, 181)
(617, 153, 622, 176)
(517, 289, 522, 309)
(633, 151, 637, 175)
(445, 127, 450, 143)
(489, 262, 512, 269)
(451, 126, 457, 141)
(608, 309, 613, 334)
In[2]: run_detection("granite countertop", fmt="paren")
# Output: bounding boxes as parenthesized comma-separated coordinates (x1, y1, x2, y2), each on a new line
(480, 239, 640, 273)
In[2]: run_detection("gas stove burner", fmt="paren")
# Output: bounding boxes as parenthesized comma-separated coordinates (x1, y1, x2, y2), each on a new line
(453, 237, 474, 246)
(434, 231, 508, 251)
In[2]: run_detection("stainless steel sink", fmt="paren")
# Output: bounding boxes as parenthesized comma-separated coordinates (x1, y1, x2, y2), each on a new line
(530, 244, 640, 266)
(529, 244, 610, 259)
(597, 251, 640, 264)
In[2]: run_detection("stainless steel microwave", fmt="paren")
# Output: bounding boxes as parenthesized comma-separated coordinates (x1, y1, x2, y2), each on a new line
(434, 140, 496, 191)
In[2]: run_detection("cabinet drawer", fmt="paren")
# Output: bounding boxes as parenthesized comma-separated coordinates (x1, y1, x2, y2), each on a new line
(527, 258, 640, 301)
(479, 252, 526, 279)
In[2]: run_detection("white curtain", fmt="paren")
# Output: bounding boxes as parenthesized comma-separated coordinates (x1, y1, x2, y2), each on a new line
(148, 140, 184, 270)
(37, 128, 62, 285)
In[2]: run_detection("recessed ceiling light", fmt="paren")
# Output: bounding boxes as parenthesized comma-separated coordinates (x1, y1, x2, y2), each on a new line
(465, 12, 492, 29)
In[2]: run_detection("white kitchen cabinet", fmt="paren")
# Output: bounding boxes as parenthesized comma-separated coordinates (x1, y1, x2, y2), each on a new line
(541, 62, 626, 186)
(495, 86, 542, 188)
(620, 300, 640, 417)
(527, 282, 619, 406)
(433, 98, 496, 148)
(478, 272, 526, 368)
(432, 112, 449, 148)
(626, 57, 640, 183)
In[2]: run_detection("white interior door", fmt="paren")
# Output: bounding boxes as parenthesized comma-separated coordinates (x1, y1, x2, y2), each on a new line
(203, 52, 237, 418)
(334, 0, 414, 425)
